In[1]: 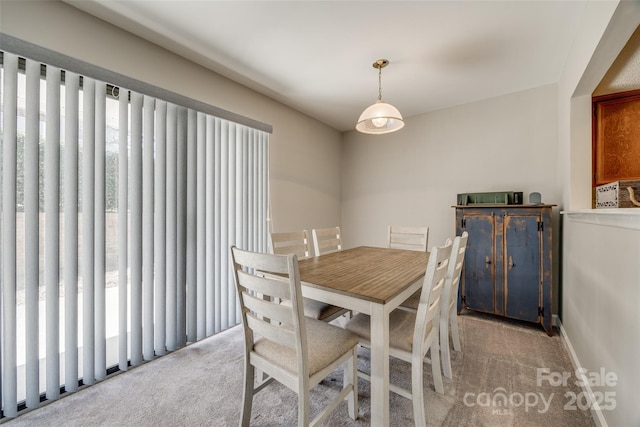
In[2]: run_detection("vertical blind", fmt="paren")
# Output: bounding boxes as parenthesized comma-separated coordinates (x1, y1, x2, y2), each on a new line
(0, 49, 269, 418)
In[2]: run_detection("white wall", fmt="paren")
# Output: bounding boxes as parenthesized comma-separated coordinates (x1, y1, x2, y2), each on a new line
(342, 84, 560, 306)
(563, 217, 640, 427)
(557, 1, 640, 425)
(0, 0, 343, 237)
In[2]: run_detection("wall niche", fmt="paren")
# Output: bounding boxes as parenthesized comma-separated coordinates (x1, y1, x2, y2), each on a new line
(592, 25, 640, 201)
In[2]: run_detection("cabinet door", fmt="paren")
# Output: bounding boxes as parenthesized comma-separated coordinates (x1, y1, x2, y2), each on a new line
(504, 213, 541, 322)
(462, 213, 496, 313)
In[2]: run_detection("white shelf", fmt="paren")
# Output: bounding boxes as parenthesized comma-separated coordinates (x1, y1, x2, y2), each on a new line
(561, 209, 640, 230)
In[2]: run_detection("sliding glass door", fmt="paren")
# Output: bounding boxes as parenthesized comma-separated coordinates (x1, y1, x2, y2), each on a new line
(0, 42, 270, 419)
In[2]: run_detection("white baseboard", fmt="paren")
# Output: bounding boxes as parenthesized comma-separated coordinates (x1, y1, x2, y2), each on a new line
(557, 318, 608, 427)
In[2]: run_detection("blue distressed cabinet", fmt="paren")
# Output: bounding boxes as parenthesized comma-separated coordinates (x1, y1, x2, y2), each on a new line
(455, 205, 554, 335)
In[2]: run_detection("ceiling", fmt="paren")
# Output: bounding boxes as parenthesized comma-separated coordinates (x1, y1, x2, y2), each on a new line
(65, 0, 592, 132)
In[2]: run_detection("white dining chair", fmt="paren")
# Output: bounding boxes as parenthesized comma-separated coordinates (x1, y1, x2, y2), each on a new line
(231, 246, 359, 427)
(311, 226, 343, 256)
(270, 230, 349, 322)
(345, 240, 452, 426)
(270, 230, 312, 259)
(390, 226, 429, 314)
(440, 231, 468, 379)
(397, 233, 469, 379)
(387, 225, 429, 252)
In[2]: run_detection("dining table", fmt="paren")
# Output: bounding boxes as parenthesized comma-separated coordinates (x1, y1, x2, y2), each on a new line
(296, 246, 431, 427)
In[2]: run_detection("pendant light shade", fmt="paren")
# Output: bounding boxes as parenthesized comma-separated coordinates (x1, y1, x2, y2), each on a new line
(356, 59, 404, 135)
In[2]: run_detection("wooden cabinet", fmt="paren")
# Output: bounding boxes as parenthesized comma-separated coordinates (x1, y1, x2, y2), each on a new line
(592, 90, 640, 187)
(454, 205, 554, 335)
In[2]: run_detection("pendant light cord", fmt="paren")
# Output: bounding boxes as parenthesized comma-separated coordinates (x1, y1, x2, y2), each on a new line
(378, 65, 383, 101)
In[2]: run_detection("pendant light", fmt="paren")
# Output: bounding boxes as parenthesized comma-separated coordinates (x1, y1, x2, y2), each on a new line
(356, 59, 404, 134)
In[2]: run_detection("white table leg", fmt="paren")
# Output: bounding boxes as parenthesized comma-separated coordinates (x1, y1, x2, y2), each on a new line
(369, 303, 389, 427)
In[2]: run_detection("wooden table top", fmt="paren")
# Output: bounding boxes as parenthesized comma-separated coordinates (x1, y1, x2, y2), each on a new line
(297, 246, 430, 304)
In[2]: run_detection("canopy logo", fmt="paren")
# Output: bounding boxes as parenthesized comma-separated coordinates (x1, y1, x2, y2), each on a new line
(462, 367, 617, 415)
(463, 388, 553, 414)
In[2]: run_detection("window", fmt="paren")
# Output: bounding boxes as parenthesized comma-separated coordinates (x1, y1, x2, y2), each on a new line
(1, 38, 270, 418)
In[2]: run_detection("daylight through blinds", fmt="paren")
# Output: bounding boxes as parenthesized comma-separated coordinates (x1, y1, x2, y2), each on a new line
(0, 48, 269, 418)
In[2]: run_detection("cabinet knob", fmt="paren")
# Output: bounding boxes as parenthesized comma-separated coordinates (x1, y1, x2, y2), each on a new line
(508, 256, 514, 269)
(485, 256, 491, 266)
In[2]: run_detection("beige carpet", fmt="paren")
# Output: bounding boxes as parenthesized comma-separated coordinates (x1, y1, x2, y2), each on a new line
(3, 312, 595, 426)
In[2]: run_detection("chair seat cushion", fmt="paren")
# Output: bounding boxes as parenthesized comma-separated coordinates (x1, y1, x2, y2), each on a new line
(400, 290, 421, 310)
(282, 298, 344, 320)
(345, 310, 430, 353)
(253, 319, 359, 376)
(280, 298, 346, 321)
(302, 298, 346, 321)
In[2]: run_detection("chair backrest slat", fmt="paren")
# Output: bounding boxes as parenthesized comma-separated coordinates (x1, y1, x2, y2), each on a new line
(271, 230, 311, 259)
(388, 225, 429, 252)
(312, 227, 343, 256)
(242, 291, 295, 326)
(237, 270, 291, 301)
(246, 314, 297, 349)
